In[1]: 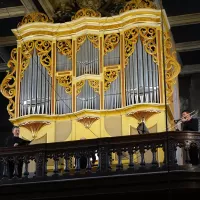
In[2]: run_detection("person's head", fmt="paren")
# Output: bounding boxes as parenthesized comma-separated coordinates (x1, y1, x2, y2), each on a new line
(181, 110, 191, 121)
(80, 137, 86, 140)
(12, 126, 20, 137)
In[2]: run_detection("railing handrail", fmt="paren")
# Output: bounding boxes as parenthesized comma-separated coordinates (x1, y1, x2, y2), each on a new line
(0, 131, 199, 156)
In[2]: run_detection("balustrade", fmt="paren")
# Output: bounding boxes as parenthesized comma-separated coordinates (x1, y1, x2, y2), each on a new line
(0, 131, 200, 184)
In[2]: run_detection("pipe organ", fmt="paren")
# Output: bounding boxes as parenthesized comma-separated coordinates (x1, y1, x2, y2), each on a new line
(0, 0, 181, 143)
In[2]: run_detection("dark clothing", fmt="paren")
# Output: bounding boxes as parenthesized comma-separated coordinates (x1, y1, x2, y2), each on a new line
(79, 154, 96, 169)
(182, 118, 199, 132)
(4, 135, 30, 178)
(182, 118, 199, 165)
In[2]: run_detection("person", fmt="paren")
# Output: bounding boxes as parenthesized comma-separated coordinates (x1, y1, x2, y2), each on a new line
(181, 110, 199, 165)
(181, 110, 199, 132)
(4, 126, 31, 178)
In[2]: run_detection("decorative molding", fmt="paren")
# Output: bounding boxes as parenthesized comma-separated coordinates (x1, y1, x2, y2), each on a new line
(176, 40, 200, 52)
(168, 13, 200, 27)
(19, 121, 51, 139)
(20, 0, 38, 13)
(77, 116, 99, 128)
(126, 109, 161, 121)
(0, 36, 16, 47)
(0, 6, 26, 19)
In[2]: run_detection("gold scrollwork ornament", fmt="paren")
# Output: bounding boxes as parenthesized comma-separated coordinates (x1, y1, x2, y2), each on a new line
(104, 33, 120, 55)
(72, 8, 101, 20)
(104, 69, 120, 91)
(57, 40, 72, 59)
(76, 80, 85, 95)
(88, 79, 99, 93)
(56, 75, 72, 94)
(0, 48, 17, 118)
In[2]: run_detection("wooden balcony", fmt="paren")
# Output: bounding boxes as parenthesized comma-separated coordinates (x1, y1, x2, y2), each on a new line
(0, 131, 200, 199)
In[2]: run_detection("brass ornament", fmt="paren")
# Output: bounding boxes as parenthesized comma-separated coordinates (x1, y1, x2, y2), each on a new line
(120, 0, 157, 13)
(17, 12, 53, 27)
(0, 48, 17, 118)
(19, 121, 51, 139)
(76, 80, 85, 95)
(104, 69, 120, 91)
(72, 8, 101, 21)
(21, 41, 35, 79)
(126, 109, 161, 121)
(104, 33, 120, 55)
(57, 40, 72, 59)
(35, 40, 52, 76)
(139, 27, 158, 64)
(88, 79, 100, 93)
(56, 75, 72, 94)
(124, 28, 139, 65)
(164, 32, 181, 103)
(77, 35, 99, 52)
(77, 116, 100, 128)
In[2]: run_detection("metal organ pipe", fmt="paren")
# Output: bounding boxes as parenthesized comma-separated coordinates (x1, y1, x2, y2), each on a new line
(20, 49, 52, 116)
(125, 37, 160, 106)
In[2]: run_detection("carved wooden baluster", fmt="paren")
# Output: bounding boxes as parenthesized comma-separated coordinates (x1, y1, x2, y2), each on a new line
(35, 152, 45, 177)
(2, 157, 9, 179)
(108, 151, 112, 171)
(86, 152, 92, 173)
(116, 149, 123, 171)
(162, 144, 167, 167)
(64, 153, 70, 174)
(53, 154, 59, 175)
(184, 142, 191, 164)
(13, 156, 19, 178)
(98, 146, 109, 172)
(23, 156, 30, 178)
(139, 145, 145, 167)
(151, 144, 158, 167)
(75, 153, 81, 173)
(128, 147, 134, 170)
(168, 140, 177, 167)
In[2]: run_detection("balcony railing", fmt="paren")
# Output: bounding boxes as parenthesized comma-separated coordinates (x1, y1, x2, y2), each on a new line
(0, 131, 199, 185)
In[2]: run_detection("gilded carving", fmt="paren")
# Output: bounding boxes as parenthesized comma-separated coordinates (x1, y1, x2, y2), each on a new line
(139, 27, 158, 64)
(77, 116, 99, 128)
(87, 34, 99, 48)
(35, 40, 52, 76)
(104, 69, 120, 91)
(56, 75, 72, 94)
(76, 80, 85, 95)
(19, 121, 51, 139)
(124, 28, 139, 65)
(18, 12, 53, 27)
(120, 0, 157, 13)
(88, 79, 99, 93)
(164, 32, 181, 103)
(57, 40, 72, 59)
(126, 109, 161, 121)
(77, 34, 99, 52)
(104, 33, 120, 55)
(0, 48, 17, 118)
(21, 41, 35, 79)
(72, 8, 101, 20)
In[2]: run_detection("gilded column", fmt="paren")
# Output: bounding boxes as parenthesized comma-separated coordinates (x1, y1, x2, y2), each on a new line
(156, 28, 164, 104)
(51, 40, 56, 114)
(15, 42, 22, 118)
(120, 31, 126, 107)
(99, 33, 104, 110)
(72, 37, 76, 112)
